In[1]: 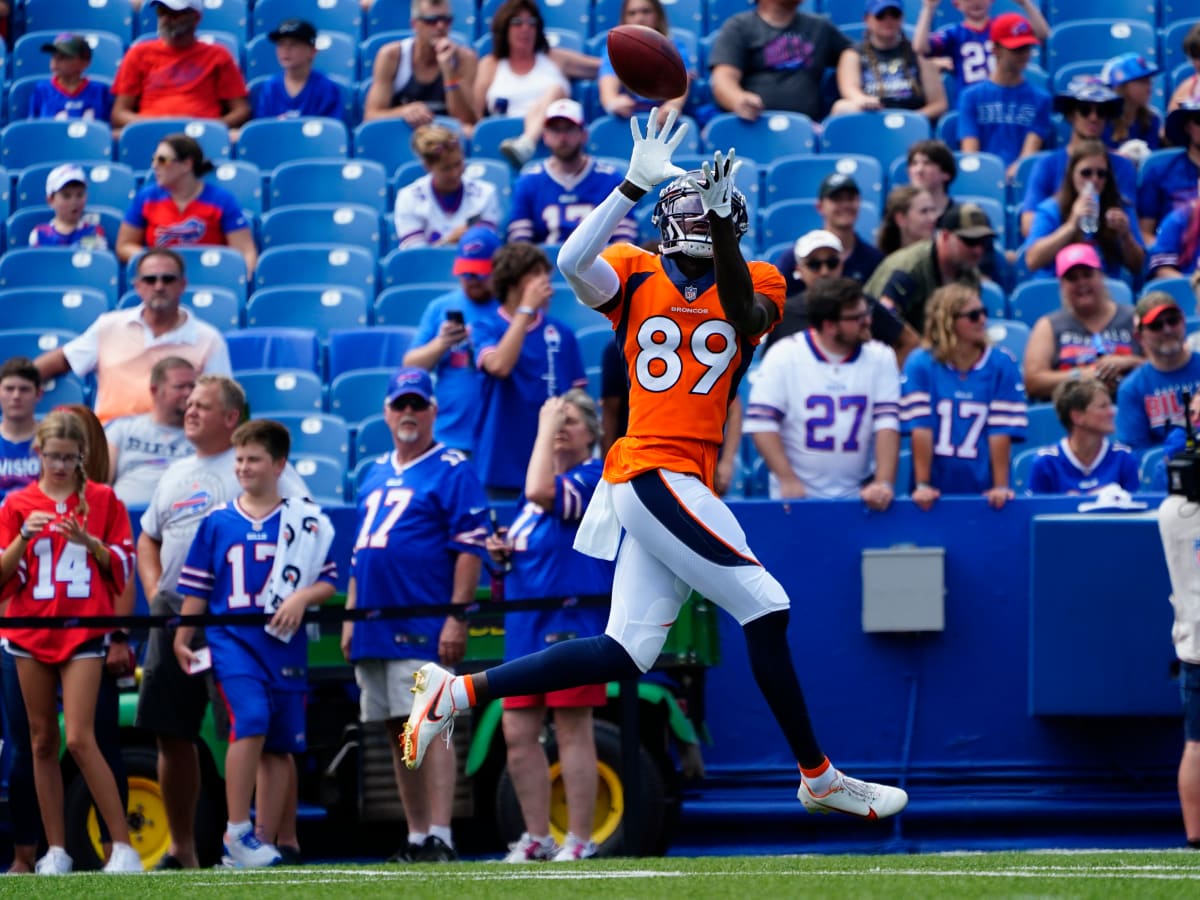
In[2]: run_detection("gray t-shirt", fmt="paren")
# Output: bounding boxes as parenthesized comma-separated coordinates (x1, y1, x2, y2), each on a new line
(708, 10, 850, 120)
(140, 447, 309, 598)
(105, 414, 194, 507)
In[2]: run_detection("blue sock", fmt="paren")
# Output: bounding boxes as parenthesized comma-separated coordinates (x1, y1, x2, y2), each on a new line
(482, 634, 641, 702)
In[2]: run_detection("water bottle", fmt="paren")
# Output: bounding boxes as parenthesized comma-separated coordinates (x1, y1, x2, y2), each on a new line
(1079, 183, 1099, 237)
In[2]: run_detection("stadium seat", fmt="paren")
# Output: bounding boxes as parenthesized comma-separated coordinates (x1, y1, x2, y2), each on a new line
(237, 368, 325, 415)
(548, 286, 603, 335)
(11, 31, 124, 82)
(986, 318, 1031, 365)
(762, 153, 883, 207)
(1010, 278, 1130, 324)
(980, 281, 1008, 319)
(470, 116, 535, 163)
(245, 285, 370, 337)
(260, 204, 383, 255)
(270, 159, 388, 212)
(479, 0, 590, 33)
(367, 0, 478, 39)
(225, 328, 321, 373)
(1045, 20, 1157, 74)
(1139, 445, 1167, 490)
(210, 160, 265, 217)
(355, 119, 431, 175)
(236, 118, 349, 170)
(269, 412, 351, 460)
(5, 206, 122, 250)
(463, 158, 514, 214)
(1043, 0, 1155, 26)
(329, 367, 396, 425)
(1142, 277, 1196, 310)
(118, 119, 233, 169)
(586, 114, 701, 160)
(702, 112, 816, 161)
(291, 454, 348, 504)
(129, 245, 249, 300)
(0, 287, 109, 331)
(1024, 403, 1065, 449)
(819, 111, 931, 169)
(327, 326, 416, 380)
(934, 110, 959, 147)
(38, 373, 87, 413)
(0, 247, 119, 306)
(137, 0, 247, 39)
(353, 413, 393, 465)
(22, 0, 134, 42)
(255, 244, 377, 295)
(758, 200, 880, 252)
(576, 324, 616, 370)
(0, 329, 77, 364)
(118, 287, 243, 332)
(674, 153, 761, 209)
(373, 283, 456, 326)
(252, 0, 363, 40)
(1011, 446, 1041, 493)
(1163, 19, 1200, 76)
(0, 120, 112, 169)
(380, 246, 459, 286)
(245, 31, 358, 82)
(14, 162, 136, 212)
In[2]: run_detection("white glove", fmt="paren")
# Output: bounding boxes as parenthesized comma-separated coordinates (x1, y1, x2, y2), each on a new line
(682, 149, 742, 219)
(626, 107, 689, 191)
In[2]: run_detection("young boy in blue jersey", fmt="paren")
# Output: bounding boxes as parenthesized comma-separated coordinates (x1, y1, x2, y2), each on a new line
(0, 356, 43, 501)
(1028, 376, 1139, 495)
(957, 13, 1052, 178)
(252, 18, 344, 122)
(913, 0, 1048, 95)
(173, 419, 337, 868)
(28, 32, 111, 122)
(29, 164, 109, 249)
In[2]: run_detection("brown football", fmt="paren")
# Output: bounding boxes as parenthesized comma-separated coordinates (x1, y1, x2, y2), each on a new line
(606, 24, 688, 102)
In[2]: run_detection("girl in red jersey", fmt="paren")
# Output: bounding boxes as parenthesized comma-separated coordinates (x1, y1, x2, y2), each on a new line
(0, 410, 140, 874)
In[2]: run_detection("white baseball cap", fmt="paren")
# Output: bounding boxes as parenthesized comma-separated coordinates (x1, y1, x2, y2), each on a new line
(151, 0, 203, 12)
(46, 163, 87, 196)
(544, 99, 585, 126)
(793, 229, 844, 261)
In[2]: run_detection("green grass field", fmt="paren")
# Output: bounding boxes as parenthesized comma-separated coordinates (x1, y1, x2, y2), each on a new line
(2, 851, 1199, 899)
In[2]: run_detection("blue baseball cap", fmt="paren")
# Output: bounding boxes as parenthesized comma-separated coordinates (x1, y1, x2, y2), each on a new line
(385, 367, 435, 405)
(1100, 52, 1159, 87)
(453, 225, 502, 276)
(866, 0, 903, 15)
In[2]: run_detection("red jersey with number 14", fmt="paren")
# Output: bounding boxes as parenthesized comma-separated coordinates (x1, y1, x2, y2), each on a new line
(598, 243, 785, 488)
(0, 482, 133, 664)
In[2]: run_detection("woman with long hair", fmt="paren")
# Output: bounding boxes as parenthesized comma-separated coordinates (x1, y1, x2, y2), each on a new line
(115, 133, 257, 276)
(900, 283, 1028, 512)
(1100, 53, 1162, 155)
(876, 185, 940, 256)
(0, 410, 139, 874)
(597, 0, 691, 120)
(1023, 138, 1144, 280)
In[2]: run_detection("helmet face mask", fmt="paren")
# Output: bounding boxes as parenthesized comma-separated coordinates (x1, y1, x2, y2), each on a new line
(652, 172, 749, 259)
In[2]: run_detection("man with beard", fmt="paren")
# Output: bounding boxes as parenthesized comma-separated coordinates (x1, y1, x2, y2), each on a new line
(506, 99, 637, 246)
(111, 0, 250, 134)
(340, 367, 489, 863)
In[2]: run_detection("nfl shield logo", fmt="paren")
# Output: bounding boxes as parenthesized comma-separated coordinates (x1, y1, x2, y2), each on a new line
(684, 284, 698, 301)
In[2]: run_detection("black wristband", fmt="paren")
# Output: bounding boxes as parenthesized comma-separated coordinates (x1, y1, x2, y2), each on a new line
(619, 180, 648, 202)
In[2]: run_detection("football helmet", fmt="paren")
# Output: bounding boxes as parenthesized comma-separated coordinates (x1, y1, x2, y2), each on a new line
(651, 172, 749, 259)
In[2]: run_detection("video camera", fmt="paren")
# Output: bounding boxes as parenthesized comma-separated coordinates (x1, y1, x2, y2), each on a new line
(1167, 391, 1200, 501)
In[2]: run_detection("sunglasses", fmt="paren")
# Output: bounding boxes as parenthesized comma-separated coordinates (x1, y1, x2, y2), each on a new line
(391, 396, 431, 412)
(804, 256, 840, 272)
(509, 15, 539, 26)
(152, 154, 178, 166)
(957, 234, 991, 248)
(418, 14, 453, 24)
(1143, 312, 1184, 332)
(955, 308, 988, 322)
(139, 273, 180, 285)
(1077, 167, 1109, 180)
(1074, 102, 1116, 120)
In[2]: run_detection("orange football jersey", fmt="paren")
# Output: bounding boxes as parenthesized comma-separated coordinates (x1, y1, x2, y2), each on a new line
(598, 243, 785, 488)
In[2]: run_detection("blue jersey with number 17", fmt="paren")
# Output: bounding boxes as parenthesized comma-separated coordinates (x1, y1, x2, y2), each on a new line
(899, 346, 1027, 494)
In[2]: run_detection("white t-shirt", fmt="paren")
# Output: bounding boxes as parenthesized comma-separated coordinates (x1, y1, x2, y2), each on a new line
(744, 331, 901, 499)
(105, 414, 193, 507)
(485, 52, 569, 118)
(392, 172, 502, 249)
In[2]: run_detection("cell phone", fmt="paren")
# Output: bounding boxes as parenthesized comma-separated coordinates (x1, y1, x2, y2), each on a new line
(188, 647, 212, 675)
(446, 310, 465, 325)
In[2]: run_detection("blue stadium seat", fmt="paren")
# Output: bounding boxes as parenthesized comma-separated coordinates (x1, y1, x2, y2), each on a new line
(11, 31, 124, 82)
(548, 286, 603, 335)
(252, 0, 363, 39)
(479, 0, 589, 33)
(470, 116, 533, 163)
(269, 412, 351, 460)
(118, 287, 243, 331)
(329, 367, 395, 425)
(702, 112, 816, 160)
(22, 0, 134, 42)
(1010, 278, 1130, 323)
(129, 245, 249, 300)
(355, 119, 428, 175)
(291, 454, 349, 504)
(1024, 403, 1066, 449)
(245, 285, 369, 336)
(934, 109, 959, 147)
(1163, 19, 1200, 76)
(758, 199, 880, 251)
(353, 414, 393, 465)
(209, 160, 265, 216)
(980, 281, 1008, 319)
(236, 118, 349, 170)
(373, 283, 456, 326)
(0, 287, 109, 331)
(462, 158, 513, 215)
(1, 120, 112, 169)
(245, 31, 359, 82)
(225, 328, 321, 373)
(1045, 20, 1157, 74)
(119, 119, 233, 169)
(586, 114, 701, 160)
(1009, 150, 1050, 212)
(38, 373, 87, 412)
(6, 206, 122, 249)
(0, 329, 77, 364)
(820, 111, 931, 169)
(762, 153, 883, 207)
(260, 204, 382, 254)
(367, 0, 479, 39)
(985, 318, 1031, 365)
(1043, 0, 1155, 26)
(1139, 445, 1167, 490)
(0, 247, 119, 305)
(380, 246, 459, 286)
(1142, 277, 1196, 309)
(255, 244, 377, 295)
(236, 368, 325, 415)
(270, 158, 388, 212)
(14, 161, 136, 212)
(327, 326, 416, 379)
(137, 0, 247, 39)
(1011, 446, 1041, 493)
(576, 324, 615, 370)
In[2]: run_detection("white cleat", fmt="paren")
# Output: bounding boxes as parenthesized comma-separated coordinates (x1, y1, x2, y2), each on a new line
(34, 846, 73, 875)
(222, 830, 282, 868)
(401, 662, 457, 770)
(551, 834, 598, 861)
(502, 832, 559, 863)
(102, 842, 144, 873)
(798, 770, 908, 820)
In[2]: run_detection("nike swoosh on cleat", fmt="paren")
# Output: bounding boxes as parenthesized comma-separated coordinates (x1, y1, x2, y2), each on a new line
(425, 683, 446, 723)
